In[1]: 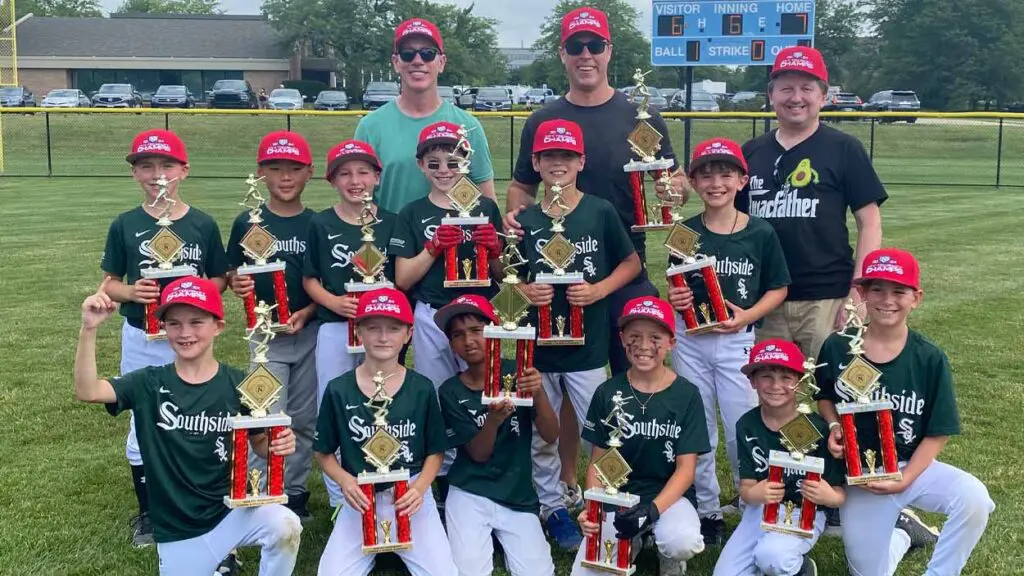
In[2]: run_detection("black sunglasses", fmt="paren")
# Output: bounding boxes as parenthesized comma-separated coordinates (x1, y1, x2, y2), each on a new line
(772, 153, 786, 189)
(427, 160, 461, 171)
(397, 47, 439, 63)
(564, 39, 608, 56)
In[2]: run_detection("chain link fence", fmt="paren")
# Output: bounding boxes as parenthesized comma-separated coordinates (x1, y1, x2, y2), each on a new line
(2, 109, 1023, 187)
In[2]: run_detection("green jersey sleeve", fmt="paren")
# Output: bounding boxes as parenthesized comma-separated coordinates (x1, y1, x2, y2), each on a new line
(390, 207, 420, 259)
(675, 384, 711, 456)
(813, 334, 844, 402)
(438, 383, 480, 449)
(466, 116, 495, 183)
(104, 368, 149, 416)
(736, 416, 759, 480)
(581, 384, 610, 448)
(226, 213, 246, 269)
(302, 217, 323, 279)
(759, 225, 791, 293)
(924, 349, 961, 437)
(313, 387, 341, 455)
(101, 215, 127, 277)
(424, 385, 448, 456)
(204, 220, 230, 278)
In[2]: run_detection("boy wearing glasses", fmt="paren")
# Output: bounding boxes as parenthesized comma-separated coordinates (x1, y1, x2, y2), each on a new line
(354, 18, 497, 214)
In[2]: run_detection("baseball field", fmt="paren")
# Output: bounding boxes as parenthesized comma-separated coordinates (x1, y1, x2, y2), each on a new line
(0, 112, 1020, 575)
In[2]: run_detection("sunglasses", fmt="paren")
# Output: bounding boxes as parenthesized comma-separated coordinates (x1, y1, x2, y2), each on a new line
(397, 48, 439, 63)
(427, 160, 461, 171)
(772, 153, 786, 189)
(564, 39, 608, 56)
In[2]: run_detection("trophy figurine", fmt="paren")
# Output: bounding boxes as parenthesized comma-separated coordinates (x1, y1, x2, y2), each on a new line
(534, 182, 585, 346)
(225, 304, 291, 508)
(663, 223, 730, 334)
(236, 174, 291, 333)
(835, 355, 902, 485)
(140, 174, 195, 341)
(344, 190, 394, 354)
(481, 234, 535, 406)
(357, 371, 413, 554)
(581, 391, 639, 575)
(441, 125, 491, 288)
(623, 69, 675, 232)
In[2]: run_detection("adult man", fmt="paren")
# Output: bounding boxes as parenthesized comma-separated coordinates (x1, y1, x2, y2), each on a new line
(738, 46, 885, 359)
(505, 7, 688, 375)
(355, 18, 495, 214)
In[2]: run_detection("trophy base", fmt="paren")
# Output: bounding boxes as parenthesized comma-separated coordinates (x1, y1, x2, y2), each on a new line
(847, 471, 903, 486)
(267, 322, 290, 334)
(345, 280, 395, 293)
(482, 393, 533, 407)
(236, 261, 286, 275)
(537, 336, 585, 346)
(584, 488, 640, 508)
(223, 494, 289, 509)
(441, 216, 489, 226)
(228, 414, 293, 429)
(670, 256, 717, 275)
(483, 325, 536, 340)
(357, 469, 411, 485)
(623, 159, 674, 173)
(769, 451, 825, 475)
(145, 330, 168, 342)
(443, 279, 492, 289)
(579, 560, 636, 576)
(685, 321, 725, 336)
(140, 264, 196, 280)
(836, 399, 896, 414)
(630, 223, 673, 233)
(362, 541, 413, 554)
(534, 272, 585, 285)
(760, 521, 814, 539)
(347, 344, 365, 354)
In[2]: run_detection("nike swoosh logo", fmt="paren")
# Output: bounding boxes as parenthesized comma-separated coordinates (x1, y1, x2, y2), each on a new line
(421, 217, 435, 224)
(745, 435, 758, 443)
(345, 404, 360, 410)
(159, 387, 171, 394)
(838, 363, 849, 371)
(328, 233, 344, 240)
(136, 230, 151, 238)
(458, 399, 470, 404)
(529, 229, 541, 236)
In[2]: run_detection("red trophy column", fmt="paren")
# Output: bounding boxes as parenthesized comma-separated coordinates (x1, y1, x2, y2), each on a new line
(244, 293, 257, 329)
(570, 304, 583, 339)
(616, 521, 632, 569)
(231, 429, 249, 500)
(630, 172, 647, 228)
(361, 485, 377, 547)
(702, 266, 730, 321)
(877, 411, 900, 474)
(538, 304, 552, 339)
(348, 321, 360, 350)
(840, 414, 863, 477)
(762, 465, 784, 524)
(445, 246, 458, 283)
(272, 270, 291, 324)
(799, 471, 821, 531)
(515, 340, 534, 400)
(145, 302, 160, 336)
(484, 339, 501, 397)
(668, 274, 699, 330)
(475, 244, 489, 282)
(584, 500, 603, 563)
(394, 480, 412, 543)
(268, 426, 286, 497)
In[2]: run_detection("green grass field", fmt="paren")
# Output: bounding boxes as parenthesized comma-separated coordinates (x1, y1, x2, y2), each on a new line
(0, 174, 1019, 575)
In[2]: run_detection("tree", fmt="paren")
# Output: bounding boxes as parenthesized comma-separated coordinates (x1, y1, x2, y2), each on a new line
(14, 0, 101, 17)
(113, 0, 221, 14)
(813, 0, 861, 87)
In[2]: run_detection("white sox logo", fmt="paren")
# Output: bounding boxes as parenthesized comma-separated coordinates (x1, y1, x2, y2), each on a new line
(214, 436, 229, 463)
(898, 418, 916, 445)
(663, 440, 674, 463)
(748, 438, 768, 473)
(330, 242, 352, 269)
(737, 279, 749, 301)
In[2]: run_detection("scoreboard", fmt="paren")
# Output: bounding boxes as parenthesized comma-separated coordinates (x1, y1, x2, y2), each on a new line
(651, 1, 816, 67)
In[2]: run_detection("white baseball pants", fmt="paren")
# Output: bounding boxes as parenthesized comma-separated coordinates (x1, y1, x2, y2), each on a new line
(315, 320, 363, 507)
(713, 503, 824, 575)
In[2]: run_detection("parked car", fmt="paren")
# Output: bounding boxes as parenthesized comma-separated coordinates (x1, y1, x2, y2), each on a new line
(150, 85, 196, 108)
(864, 90, 921, 123)
(727, 91, 766, 111)
(91, 83, 142, 108)
(659, 88, 680, 103)
(41, 88, 90, 108)
(0, 86, 35, 107)
(267, 88, 304, 110)
(362, 81, 399, 110)
(438, 85, 457, 105)
(458, 87, 479, 109)
(473, 87, 513, 112)
(669, 90, 720, 112)
(314, 90, 349, 110)
(622, 86, 668, 111)
(521, 87, 553, 106)
(822, 92, 863, 121)
(209, 79, 258, 109)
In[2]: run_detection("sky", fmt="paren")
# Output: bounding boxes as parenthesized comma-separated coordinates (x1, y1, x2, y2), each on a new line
(97, 0, 652, 47)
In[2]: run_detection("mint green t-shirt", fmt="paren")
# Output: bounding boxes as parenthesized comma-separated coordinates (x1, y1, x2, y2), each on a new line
(354, 101, 494, 214)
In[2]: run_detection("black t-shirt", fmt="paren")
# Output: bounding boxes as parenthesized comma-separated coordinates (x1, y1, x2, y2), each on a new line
(737, 125, 888, 300)
(513, 91, 679, 265)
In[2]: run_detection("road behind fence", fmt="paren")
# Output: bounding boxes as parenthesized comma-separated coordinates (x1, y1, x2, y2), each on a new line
(2, 109, 1022, 187)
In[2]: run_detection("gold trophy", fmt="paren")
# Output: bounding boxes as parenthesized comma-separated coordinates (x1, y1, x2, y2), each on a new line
(140, 174, 195, 341)
(481, 233, 535, 406)
(624, 69, 675, 232)
(344, 190, 394, 353)
(581, 391, 639, 575)
(663, 223, 730, 334)
(835, 354, 903, 485)
(224, 303, 291, 507)
(236, 173, 291, 334)
(357, 371, 413, 554)
(534, 182, 585, 346)
(441, 125, 491, 288)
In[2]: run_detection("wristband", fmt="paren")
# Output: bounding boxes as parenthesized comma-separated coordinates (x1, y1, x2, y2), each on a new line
(828, 421, 841, 431)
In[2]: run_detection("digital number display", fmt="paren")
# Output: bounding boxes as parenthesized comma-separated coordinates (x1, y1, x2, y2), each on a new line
(751, 40, 766, 62)
(656, 14, 684, 36)
(722, 14, 742, 36)
(780, 13, 809, 35)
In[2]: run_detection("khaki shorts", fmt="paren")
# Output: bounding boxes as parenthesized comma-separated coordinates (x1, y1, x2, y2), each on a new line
(755, 298, 845, 358)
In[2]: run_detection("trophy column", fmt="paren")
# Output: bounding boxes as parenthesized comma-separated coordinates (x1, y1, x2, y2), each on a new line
(482, 234, 536, 406)
(663, 223, 730, 335)
(237, 174, 290, 332)
(344, 191, 394, 353)
(536, 184, 585, 346)
(442, 126, 492, 289)
(623, 69, 675, 233)
(140, 175, 193, 341)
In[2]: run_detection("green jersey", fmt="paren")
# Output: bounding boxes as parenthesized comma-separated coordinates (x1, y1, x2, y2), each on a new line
(582, 373, 710, 504)
(517, 195, 636, 372)
(314, 370, 447, 478)
(668, 214, 790, 314)
(814, 329, 961, 462)
(354, 101, 494, 214)
(438, 360, 538, 513)
(101, 206, 229, 329)
(736, 409, 845, 507)
(302, 207, 397, 323)
(389, 195, 503, 308)
(227, 208, 314, 323)
(105, 363, 248, 543)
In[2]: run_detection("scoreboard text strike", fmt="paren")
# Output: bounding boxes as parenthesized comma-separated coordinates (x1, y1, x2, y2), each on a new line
(651, 1, 816, 67)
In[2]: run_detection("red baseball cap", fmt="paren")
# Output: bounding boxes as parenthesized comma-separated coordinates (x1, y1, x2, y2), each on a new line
(257, 131, 312, 165)
(561, 7, 611, 43)
(741, 339, 805, 376)
(417, 121, 461, 158)
(854, 248, 921, 290)
(325, 139, 382, 181)
(126, 129, 188, 164)
(394, 18, 444, 52)
(433, 294, 500, 333)
(355, 288, 414, 326)
(533, 119, 585, 155)
(154, 276, 224, 321)
(688, 138, 748, 176)
(771, 46, 828, 84)
(618, 296, 675, 335)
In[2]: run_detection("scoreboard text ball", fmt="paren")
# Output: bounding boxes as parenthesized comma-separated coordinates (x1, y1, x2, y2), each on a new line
(651, 1, 816, 67)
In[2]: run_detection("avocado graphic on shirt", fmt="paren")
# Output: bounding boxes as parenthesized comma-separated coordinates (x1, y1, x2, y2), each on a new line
(788, 158, 820, 188)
